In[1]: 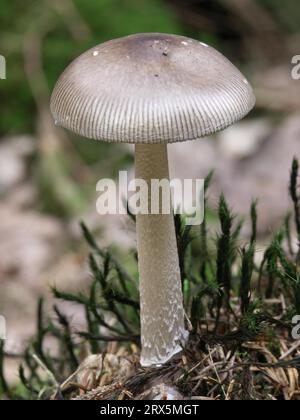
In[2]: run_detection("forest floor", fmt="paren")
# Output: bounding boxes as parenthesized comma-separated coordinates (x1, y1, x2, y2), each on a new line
(1, 157, 300, 400)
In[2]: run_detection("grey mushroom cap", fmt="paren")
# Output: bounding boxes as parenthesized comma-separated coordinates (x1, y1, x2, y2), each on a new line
(50, 33, 255, 144)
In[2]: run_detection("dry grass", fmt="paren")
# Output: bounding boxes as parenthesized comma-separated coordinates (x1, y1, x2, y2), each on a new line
(54, 312, 300, 401)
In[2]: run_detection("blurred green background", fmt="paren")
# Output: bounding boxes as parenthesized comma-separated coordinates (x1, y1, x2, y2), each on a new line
(1, 0, 299, 135)
(1, 0, 299, 217)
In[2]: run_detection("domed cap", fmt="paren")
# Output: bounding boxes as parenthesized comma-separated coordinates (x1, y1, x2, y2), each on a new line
(50, 33, 255, 144)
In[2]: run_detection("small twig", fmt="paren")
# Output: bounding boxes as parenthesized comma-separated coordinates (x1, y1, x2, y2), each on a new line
(207, 346, 227, 399)
(32, 354, 59, 389)
(280, 341, 300, 361)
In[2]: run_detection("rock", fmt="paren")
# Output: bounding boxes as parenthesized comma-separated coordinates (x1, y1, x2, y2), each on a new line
(0, 136, 35, 194)
(217, 114, 300, 235)
(0, 206, 63, 287)
(0, 205, 64, 358)
(218, 119, 271, 159)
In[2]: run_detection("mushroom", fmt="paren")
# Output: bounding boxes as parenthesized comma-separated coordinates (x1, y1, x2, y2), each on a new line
(50, 33, 255, 367)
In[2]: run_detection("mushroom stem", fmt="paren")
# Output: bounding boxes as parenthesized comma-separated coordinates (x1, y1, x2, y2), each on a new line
(135, 143, 188, 367)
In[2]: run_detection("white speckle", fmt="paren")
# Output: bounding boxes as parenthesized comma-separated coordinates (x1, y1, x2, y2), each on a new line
(200, 42, 209, 48)
(65, 116, 69, 121)
(154, 40, 160, 44)
(92, 51, 99, 57)
(181, 41, 188, 46)
(243, 78, 249, 84)
(126, 55, 130, 59)
(54, 120, 58, 126)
